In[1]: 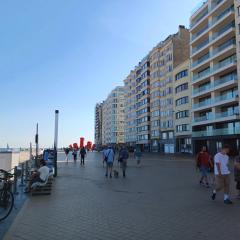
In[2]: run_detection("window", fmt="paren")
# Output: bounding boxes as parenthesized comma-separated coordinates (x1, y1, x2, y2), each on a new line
(162, 132, 167, 139)
(176, 110, 189, 119)
(175, 69, 188, 81)
(176, 124, 190, 132)
(176, 96, 189, 106)
(175, 83, 188, 93)
(238, 6, 240, 16)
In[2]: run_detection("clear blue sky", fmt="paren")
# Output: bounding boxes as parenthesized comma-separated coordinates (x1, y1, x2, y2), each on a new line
(0, 0, 200, 148)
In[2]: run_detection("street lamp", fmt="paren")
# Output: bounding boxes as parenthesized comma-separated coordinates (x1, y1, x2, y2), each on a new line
(54, 110, 59, 177)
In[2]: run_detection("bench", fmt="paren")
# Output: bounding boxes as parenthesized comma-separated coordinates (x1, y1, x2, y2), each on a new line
(31, 172, 54, 196)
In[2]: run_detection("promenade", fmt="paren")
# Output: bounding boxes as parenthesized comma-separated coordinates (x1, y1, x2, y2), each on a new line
(3, 152, 240, 240)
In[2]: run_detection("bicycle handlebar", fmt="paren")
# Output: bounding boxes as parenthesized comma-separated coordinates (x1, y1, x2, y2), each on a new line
(0, 169, 14, 179)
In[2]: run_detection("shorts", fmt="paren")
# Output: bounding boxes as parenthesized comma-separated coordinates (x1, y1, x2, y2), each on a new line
(107, 162, 113, 167)
(200, 166, 208, 177)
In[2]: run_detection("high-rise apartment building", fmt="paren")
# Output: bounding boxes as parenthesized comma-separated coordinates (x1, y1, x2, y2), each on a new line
(102, 86, 125, 146)
(94, 103, 103, 147)
(149, 26, 190, 153)
(190, 0, 239, 154)
(124, 71, 137, 146)
(135, 56, 151, 151)
(173, 60, 192, 153)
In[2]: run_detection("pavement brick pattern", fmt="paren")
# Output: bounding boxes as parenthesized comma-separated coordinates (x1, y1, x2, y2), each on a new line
(4, 152, 240, 240)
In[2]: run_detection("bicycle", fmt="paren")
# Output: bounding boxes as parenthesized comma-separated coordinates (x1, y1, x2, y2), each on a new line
(0, 169, 14, 221)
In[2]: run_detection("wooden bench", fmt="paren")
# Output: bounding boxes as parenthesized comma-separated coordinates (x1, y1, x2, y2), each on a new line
(31, 173, 54, 196)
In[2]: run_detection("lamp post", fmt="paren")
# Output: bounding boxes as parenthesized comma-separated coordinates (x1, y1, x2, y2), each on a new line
(54, 110, 59, 177)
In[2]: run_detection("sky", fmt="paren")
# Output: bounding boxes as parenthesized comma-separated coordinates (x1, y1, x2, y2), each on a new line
(0, 0, 200, 148)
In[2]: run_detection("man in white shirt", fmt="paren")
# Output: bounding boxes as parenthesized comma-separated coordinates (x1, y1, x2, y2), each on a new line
(25, 159, 50, 193)
(211, 145, 233, 204)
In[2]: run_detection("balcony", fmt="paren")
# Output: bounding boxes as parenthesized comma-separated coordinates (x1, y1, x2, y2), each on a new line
(214, 73, 237, 87)
(192, 38, 209, 54)
(212, 38, 236, 56)
(214, 91, 238, 104)
(193, 111, 238, 124)
(211, 0, 224, 11)
(212, 55, 236, 72)
(193, 83, 212, 95)
(192, 53, 210, 68)
(212, 21, 235, 41)
(192, 68, 211, 82)
(192, 55, 236, 83)
(192, 127, 240, 138)
(211, 5, 234, 26)
(193, 98, 212, 109)
(192, 38, 235, 69)
(191, 24, 209, 41)
(193, 113, 213, 123)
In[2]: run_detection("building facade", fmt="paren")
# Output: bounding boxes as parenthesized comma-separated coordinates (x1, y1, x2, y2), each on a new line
(94, 103, 103, 146)
(102, 86, 125, 146)
(124, 71, 137, 146)
(135, 56, 151, 151)
(190, 0, 240, 155)
(173, 60, 192, 153)
(149, 25, 190, 153)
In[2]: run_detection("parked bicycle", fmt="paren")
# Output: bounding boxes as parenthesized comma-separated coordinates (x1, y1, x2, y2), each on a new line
(0, 169, 14, 221)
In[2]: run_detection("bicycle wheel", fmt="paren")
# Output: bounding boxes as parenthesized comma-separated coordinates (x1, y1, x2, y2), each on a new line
(0, 190, 14, 221)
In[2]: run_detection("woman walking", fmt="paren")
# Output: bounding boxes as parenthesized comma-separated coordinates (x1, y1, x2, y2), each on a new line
(134, 146, 142, 167)
(118, 147, 129, 178)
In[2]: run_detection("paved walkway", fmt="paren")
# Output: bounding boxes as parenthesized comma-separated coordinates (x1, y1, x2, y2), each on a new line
(4, 152, 240, 240)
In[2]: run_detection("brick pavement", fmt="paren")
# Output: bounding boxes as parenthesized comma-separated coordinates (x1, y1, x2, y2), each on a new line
(3, 152, 240, 240)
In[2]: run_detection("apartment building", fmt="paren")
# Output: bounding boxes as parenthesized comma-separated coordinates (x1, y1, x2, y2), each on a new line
(173, 60, 192, 153)
(102, 86, 125, 146)
(124, 71, 137, 146)
(135, 56, 151, 151)
(149, 25, 190, 153)
(94, 103, 103, 147)
(190, 0, 240, 155)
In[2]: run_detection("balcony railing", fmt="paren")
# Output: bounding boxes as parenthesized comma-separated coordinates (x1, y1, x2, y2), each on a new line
(192, 127, 240, 137)
(212, 38, 236, 55)
(193, 111, 238, 123)
(193, 99, 212, 109)
(192, 68, 211, 82)
(212, 21, 235, 40)
(192, 38, 210, 54)
(193, 55, 236, 82)
(193, 83, 212, 95)
(192, 24, 209, 41)
(214, 73, 237, 87)
(214, 92, 238, 103)
(211, 5, 234, 26)
(192, 40, 236, 68)
(193, 113, 213, 123)
(211, 0, 224, 11)
(213, 55, 236, 72)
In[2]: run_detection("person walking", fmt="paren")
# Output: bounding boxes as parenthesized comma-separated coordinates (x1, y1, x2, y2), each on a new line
(72, 148, 78, 163)
(134, 146, 142, 167)
(234, 152, 240, 199)
(102, 146, 107, 167)
(80, 147, 87, 166)
(196, 146, 212, 188)
(118, 147, 129, 178)
(211, 145, 233, 204)
(104, 146, 114, 178)
(64, 148, 70, 164)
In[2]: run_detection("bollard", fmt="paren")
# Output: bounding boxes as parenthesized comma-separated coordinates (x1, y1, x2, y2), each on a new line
(13, 166, 18, 195)
(19, 163, 25, 187)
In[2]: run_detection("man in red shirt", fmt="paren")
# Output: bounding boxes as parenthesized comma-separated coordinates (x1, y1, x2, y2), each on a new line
(196, 146, 212, 188)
